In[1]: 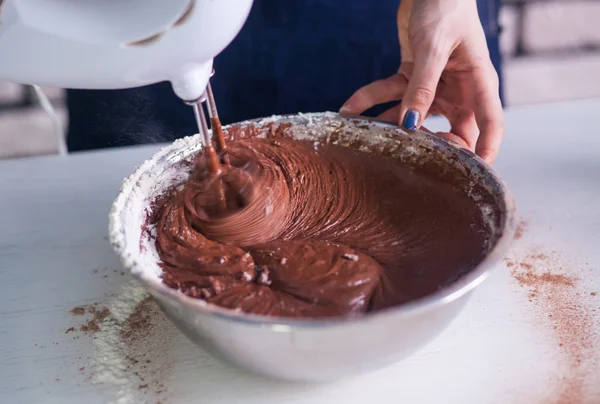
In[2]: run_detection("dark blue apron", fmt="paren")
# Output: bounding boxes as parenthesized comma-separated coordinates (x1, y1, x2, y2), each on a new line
(67, 0, 502, 151)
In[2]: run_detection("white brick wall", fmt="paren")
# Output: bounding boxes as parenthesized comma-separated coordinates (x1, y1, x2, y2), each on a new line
(0, 83, 66, 158)
(0, 82, 64, 105)
(505, 52, 600, 105)
(0, 81, 22, 104)
(0, 106, 65, 159)
(501, 1, 600, 105)
(499, 4, 520, 57)
(523, 1, 600, 52)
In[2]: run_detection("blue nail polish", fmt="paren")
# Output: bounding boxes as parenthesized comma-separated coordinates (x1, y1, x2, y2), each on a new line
(402, 110, 420, 132)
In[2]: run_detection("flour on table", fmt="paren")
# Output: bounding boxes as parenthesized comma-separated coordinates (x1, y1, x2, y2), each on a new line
(89, 281, 177, 404)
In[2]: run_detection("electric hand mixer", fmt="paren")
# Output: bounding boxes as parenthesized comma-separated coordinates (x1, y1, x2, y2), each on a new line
(0, 0, 254, 171)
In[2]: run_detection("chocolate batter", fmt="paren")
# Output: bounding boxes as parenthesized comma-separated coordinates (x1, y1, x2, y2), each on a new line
(152, 124, 493, 318)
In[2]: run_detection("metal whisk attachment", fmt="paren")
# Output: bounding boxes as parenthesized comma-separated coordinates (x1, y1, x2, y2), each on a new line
(205, 80, 230, 165)
(190, 94, 220, 175)
(186, 69, 228, 175)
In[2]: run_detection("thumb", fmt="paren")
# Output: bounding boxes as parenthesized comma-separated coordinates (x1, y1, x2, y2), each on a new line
(399, 47, 448, 132)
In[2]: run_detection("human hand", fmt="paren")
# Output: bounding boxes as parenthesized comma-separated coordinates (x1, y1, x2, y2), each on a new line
(340, 0, 504, 164)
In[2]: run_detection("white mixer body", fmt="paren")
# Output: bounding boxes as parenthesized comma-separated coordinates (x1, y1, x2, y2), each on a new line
(0, 0, 254, 101)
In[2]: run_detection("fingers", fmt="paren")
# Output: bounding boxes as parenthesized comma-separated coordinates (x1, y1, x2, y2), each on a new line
(399, 45, 449, 132)
(472, 65, 504, 164)
(436, 132, 470, 149)
(340, 74, 407, 116)
(376, 104, 402, 123)
(449, 110, 479, 151)
(378, 105, 443, 129)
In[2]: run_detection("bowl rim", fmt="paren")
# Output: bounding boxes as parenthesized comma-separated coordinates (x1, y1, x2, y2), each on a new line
(108, 112, 517, 327)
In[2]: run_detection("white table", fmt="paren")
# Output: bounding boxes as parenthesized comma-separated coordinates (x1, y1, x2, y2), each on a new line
(1, 99, 599, 404)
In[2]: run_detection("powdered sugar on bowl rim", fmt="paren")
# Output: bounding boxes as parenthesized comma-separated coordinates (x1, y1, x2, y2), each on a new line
(108, 111, 517, 326)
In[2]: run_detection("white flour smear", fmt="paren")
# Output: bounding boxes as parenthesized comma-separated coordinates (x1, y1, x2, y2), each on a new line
(90, 281, 176, 404)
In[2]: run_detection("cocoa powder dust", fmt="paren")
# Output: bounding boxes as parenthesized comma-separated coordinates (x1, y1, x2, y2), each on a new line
(513, 219, 528, 241)
(68, 303, 110, 335)
(508, 221, 599, 403)
(67, 282, 176, 403)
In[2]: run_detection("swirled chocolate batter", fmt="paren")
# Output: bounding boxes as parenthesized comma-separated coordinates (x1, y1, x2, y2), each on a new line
(152, 124, 493, 318)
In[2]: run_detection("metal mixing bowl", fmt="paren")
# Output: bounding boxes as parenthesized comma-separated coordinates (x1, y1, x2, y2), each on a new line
(109, 113, 516, 382)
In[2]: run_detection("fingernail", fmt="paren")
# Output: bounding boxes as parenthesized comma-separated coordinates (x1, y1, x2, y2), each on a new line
(401, 110, 420, 132)
(339, 104, 353, 115)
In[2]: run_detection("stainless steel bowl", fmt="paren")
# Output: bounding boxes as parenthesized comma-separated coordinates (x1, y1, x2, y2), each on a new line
(109, 112, 516, 382)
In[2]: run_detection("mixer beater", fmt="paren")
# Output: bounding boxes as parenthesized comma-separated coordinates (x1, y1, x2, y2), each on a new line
(187, 70, 229, 176)
(206, 82, 231, 167)
(187, 71, 249, 214)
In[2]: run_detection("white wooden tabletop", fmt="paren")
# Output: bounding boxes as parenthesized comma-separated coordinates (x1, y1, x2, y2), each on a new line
(1, 99, 599, 404)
